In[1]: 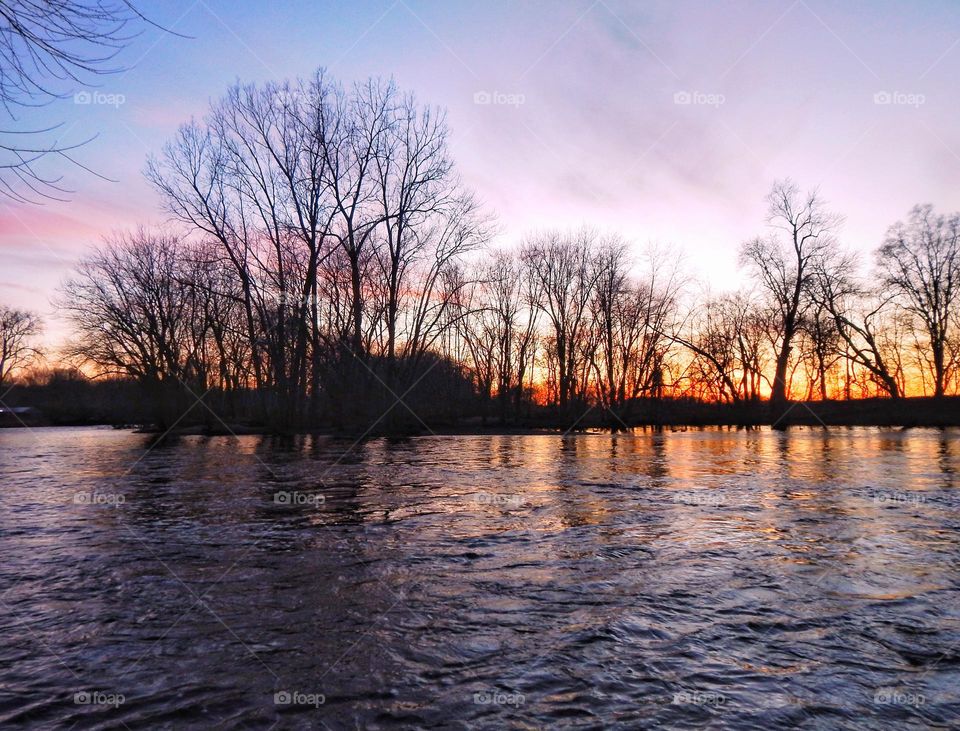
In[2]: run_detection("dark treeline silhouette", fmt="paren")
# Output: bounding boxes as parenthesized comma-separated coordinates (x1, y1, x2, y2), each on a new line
(58, 69, 492, 432)
(4, 68, 960, 432)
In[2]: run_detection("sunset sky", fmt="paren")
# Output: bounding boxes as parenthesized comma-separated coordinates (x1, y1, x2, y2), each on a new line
(2, 0, 959, 346)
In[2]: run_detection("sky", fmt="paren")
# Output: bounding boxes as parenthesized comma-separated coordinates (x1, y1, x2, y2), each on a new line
(1, 0, 959, 347)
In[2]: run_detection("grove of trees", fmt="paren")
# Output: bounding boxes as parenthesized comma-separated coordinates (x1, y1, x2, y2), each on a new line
(5, 68, 960, 429)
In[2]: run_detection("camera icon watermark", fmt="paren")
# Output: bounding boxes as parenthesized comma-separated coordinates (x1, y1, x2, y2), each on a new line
(274, 88, 307, 109)
(473, 90, 525, 107)
(265, 290, 320, 310)
(74, 690, 125, 708)
(673, 90, 725, 108)
(871, 491, 926, 507)
(873, 90, 925, 108)
(474, 492, 524, 508)
(273, 490, 325, 507)
(673, 491, 726, 507)
(672, 689, 726, 707)
(74, 90, 126, 108)
(473, 690, 525, 707)
(273, 690, 325, 707)
(73, 492, 125, 506)
(874, 687, 925, 707)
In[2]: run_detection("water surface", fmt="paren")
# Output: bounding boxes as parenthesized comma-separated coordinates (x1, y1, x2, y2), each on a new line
(1, 426, 959, 729)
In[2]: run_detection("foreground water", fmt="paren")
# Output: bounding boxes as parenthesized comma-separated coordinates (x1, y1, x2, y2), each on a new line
(1, 426, 959, 729)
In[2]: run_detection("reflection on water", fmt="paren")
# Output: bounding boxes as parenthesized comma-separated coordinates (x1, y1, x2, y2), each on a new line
(1, 426, 960, 729)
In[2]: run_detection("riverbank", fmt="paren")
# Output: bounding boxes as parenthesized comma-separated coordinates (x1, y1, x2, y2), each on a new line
(5, 396, 960, 434)
(120, 396, 960, 436)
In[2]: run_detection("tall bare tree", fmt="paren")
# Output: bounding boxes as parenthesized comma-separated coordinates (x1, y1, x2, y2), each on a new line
(374, 92, 456, 376)
(589, 243, 679, 414)
(741, 180, 841, 406)
(147, 73, 345, 420)
(328, 78, 394, 355)
(522, 228, 599, 412)
(813, 250, 902, 398)
(0, 303, 41, 391)
(878, 205, 960, 398)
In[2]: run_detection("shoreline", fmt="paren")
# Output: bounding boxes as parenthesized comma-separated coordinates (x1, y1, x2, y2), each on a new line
(5, 396, 960, 435)
(143, 423, 943, 438)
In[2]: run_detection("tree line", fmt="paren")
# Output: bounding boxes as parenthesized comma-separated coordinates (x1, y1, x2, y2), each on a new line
(3, 68, 959, 429)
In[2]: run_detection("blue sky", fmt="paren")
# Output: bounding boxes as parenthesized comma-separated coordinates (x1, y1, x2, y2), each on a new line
(2, 0, 959, 345)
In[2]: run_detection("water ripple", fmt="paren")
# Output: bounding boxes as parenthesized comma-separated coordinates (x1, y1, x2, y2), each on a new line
(1, 426, 959, 728)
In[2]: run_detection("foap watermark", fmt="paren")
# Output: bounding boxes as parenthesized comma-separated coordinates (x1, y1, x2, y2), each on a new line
(673, 491, 726, 507)
(73, 492, 125, 506)
(74, 690, 125, 708)
(473, 90, 525, 107)
(672, 689, 726, 707)
(871, 491, 926, 508)
(473, 690, 525, 707)
(265, 290, 320, 310)
(274, 88, 307, 109)
(873, 91, 925, 108)
(74, 90, 126, 108)
(475, 492, 524, 509)
(674, 90, 725, 108)
(274, 690, 325, 708)
(874, 687, 925, 707)
(274, 491, 325, 507)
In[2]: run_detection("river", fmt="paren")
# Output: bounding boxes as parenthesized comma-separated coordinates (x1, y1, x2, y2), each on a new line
(1, 426, 958, 729)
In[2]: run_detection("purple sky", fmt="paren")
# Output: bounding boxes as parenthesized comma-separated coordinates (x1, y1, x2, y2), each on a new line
(2, 0, 959, 346)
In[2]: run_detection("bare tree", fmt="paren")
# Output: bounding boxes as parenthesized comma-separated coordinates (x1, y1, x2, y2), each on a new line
(373, 92, 456, 376)
(177, 239, 250, 395)
(672, 294, 745, 403)
(147, 74, 344, 420)
(741, 180, 841, 406)
(454, 268, 498, 415)
(0, 303, 41, 391)
(878, 205, 960, 398)
(144, 68, 487, 427)
(588, 240, 629, 409)
(798, 298, 841, 400)
(59, 229, 185, 379)
(328, 78, 394, 355)
(485, 251, 522, 418)
(57, 228, 205, 425)
(589, 243, 679, 414)
(731, 293, 769, 401)
(813, 250, 902, 399)
(459, 248, 539, 422)
(522, 228, 599, 412)
(395, 193, 490, 369)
